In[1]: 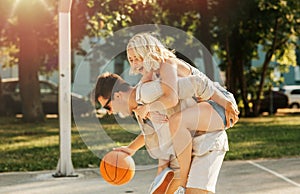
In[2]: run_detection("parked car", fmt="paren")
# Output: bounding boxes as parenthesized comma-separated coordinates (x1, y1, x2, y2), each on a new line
(259, 91, 288, 114)
(280, 85, 300, 109)
(0, 78, 92, 116)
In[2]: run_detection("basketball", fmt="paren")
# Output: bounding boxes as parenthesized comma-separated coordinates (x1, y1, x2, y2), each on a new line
(100, 150, 135, 185)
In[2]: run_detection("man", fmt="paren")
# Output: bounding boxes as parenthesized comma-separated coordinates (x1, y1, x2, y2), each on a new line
(93, 72, 235, 194)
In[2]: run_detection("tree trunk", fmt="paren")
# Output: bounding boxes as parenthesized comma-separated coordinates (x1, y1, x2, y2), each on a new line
(253, 51, 273, 116)
(225, 34, 233, 91)
(236, 58, 251, 117)
(253, 18, 279, 116)
(198, 0, 214, 80)
(0, 76, 3, 114)
(0, 76, 1, 96)
(18, 2, 44, 122)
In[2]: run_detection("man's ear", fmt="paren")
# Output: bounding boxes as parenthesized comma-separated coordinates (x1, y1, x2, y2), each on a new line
(113, 91, 122, 100)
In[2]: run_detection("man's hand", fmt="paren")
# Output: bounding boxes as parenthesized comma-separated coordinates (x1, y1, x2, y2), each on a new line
(113, 146, 136, 156)
(225, 101, 239, 128)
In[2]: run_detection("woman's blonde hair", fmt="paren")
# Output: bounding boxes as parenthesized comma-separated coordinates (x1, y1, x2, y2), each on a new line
(127, 32, 176, 74)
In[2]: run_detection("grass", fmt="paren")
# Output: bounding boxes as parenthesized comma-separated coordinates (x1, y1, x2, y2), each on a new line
(226, 116, 300, 160)
(0, 114, 300, 172)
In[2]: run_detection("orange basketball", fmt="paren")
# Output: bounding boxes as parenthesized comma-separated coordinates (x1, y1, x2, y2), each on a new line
(100, 150, 135, 185)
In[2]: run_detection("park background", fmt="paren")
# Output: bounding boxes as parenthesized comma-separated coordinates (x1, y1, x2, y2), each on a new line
(0, 0, 299, 174)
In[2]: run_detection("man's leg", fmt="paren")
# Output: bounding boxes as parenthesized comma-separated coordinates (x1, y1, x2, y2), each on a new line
(149, 165, 174, 194)
(167, 178, 181, 194)
(157, 159, 169, 175)
(186, 188, 214, 194)
(186, 150, 226, 194)
(167, 180, 212, 194)
(167, 149, 224, 194)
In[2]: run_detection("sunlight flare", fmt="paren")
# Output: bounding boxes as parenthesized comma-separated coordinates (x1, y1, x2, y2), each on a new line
(10, 0, 21, 18)
(10, 0, 50, 17)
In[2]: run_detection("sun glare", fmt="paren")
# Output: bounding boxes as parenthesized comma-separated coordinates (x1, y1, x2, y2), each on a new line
(10, 0, 21, 17)
(39, 0, 49, 10)
(10, 0, 50, 17)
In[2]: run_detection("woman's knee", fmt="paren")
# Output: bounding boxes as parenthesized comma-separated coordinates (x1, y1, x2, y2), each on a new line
(197, 102, 213, 111)
(169, 113, 182, 134)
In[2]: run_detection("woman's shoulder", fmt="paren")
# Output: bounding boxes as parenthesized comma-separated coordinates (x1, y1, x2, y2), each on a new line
(160, 58, 180, 68)
(166, 58, 179, 64)
(159, 58, 192, 76)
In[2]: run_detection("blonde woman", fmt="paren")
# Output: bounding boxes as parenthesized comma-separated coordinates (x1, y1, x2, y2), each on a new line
(126, 33, 239, 193)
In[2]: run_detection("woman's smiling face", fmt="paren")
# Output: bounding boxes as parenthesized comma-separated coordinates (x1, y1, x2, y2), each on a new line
(127, 48, 145, 75)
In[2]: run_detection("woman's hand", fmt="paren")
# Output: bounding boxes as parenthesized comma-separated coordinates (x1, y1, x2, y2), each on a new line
(113, 146, 136, 156)
(225, 102, 239, 128)
(133, 104, 150, 119)
(148, 111, 168, 123)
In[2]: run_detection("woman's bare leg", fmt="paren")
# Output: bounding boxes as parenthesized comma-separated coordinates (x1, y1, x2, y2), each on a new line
(172, 102, 225, 133)
(167, 102, 224, 189)
(168, 114, 192, 188)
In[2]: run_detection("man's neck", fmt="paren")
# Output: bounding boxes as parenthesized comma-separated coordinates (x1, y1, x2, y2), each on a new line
(128, 87, 138, 112)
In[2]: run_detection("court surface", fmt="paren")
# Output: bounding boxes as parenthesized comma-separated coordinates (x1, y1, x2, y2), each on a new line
(1, 157, 299, 194)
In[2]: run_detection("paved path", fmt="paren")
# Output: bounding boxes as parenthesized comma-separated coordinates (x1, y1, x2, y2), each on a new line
(1, 157, 300, 194)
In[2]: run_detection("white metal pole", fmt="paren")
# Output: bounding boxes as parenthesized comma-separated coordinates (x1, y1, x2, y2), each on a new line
(54, 0, 76, 177)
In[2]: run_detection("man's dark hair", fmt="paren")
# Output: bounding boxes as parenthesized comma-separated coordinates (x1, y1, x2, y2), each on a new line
(91, 72, 131, 105)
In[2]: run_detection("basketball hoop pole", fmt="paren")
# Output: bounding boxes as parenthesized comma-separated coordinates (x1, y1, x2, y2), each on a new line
(53, 0, 77, 177)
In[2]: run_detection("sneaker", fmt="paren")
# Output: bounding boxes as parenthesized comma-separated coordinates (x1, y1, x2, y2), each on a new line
(174, 186, 186, 194)
(149, 167, 175, 194)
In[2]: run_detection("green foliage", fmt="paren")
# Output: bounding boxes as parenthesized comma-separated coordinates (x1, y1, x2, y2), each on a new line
(0, 0, 299, 117)
(86, 0, 139, 37)
(85, 1, 299, 116)
(0, 45, 19, 68)
(210, 0, 299, 116)
(85, 0, 205, 42)
(0, 1, 19, 69)
(1, 115, 300, 172)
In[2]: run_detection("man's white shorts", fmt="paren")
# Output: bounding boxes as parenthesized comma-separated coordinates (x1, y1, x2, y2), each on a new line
(186, 150, 226, 193)
(169, 131, 228, 193)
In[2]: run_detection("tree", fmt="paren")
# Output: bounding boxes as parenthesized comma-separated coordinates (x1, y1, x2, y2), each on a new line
(211, 0, 300, 116)
(0, 0, 11, 110)
(87, 0, 215, 77)
(252, 0, 300, 115)
(84, 0, 148, 75)
(15, 1, 47, 122)
(0, 0, 89, 121)
(155, 0, 216, 79)
(77, 0, 299, 117)
(0, 0, 58, 121)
